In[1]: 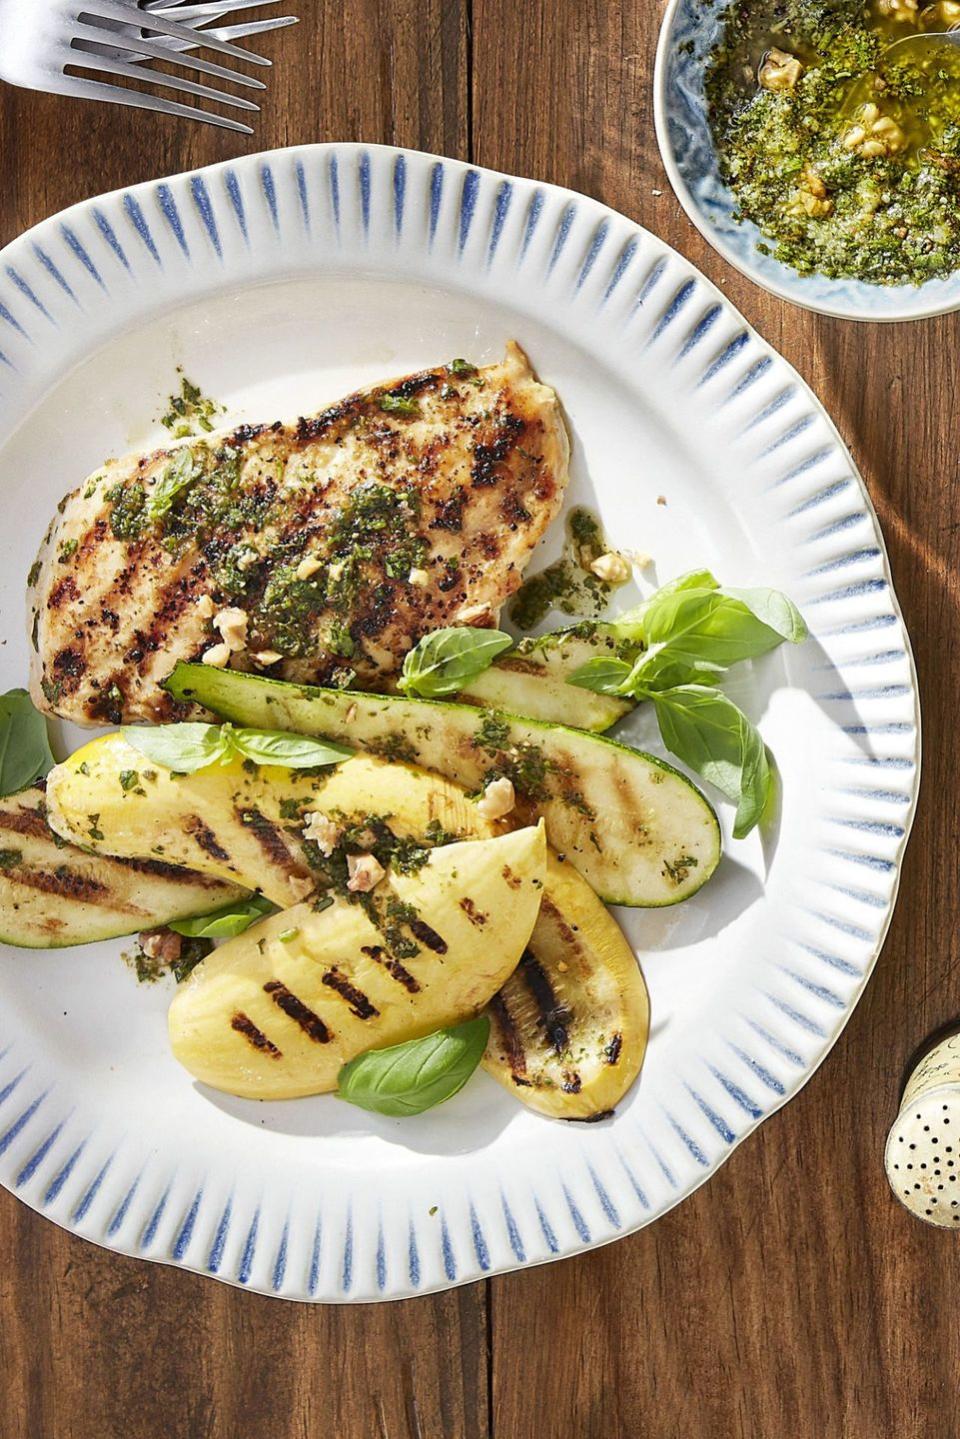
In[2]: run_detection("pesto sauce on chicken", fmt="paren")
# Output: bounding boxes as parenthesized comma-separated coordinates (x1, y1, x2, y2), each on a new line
(707, 0, 960, 284)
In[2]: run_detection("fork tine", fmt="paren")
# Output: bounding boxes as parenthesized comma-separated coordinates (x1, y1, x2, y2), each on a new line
(201, 17, 298, 40)
(71, 18, 268, 88)
(148, 1, 291, 13)
(68, 52, 261, 111)
(54, 76, 253, 132)
(75, 18, 297, 71)
(75, 16, 296, 67)
(77, 0, 272, 66)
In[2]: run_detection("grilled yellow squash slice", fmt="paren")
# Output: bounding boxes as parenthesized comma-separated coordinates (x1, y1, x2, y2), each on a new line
(169, 825, 546, 1099)
(45, 739, 490, 906)
(0, 785, 242, 948)
(484, 853, 648, 1119)
(47, 734, 648, 1116)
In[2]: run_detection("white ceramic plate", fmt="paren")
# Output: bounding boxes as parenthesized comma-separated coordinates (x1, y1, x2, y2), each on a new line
(0, 144, 919, 1302)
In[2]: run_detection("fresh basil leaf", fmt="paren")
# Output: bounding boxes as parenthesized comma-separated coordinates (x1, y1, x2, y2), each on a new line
(231, 728, 352, 769)
(146, 447, 200, 520)
(568, 656, 634, 695)
(616, 570, 805, 673)
(645, 685, 773, 839)
(726, 586, 808, 644)
(0, 689, 55, 797)
(171, 894, 276, 939)
(625, 646, 725, 693)
(121, 722, 230, 773)
(336, 1016, 490, 1117)
(399, 627, 513, 698)
(614, 569, 720, 632)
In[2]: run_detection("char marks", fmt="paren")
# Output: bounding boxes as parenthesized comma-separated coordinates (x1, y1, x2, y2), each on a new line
(519, 950, 572, 1054)
(3, 863, 113, 904)
(407, 917, 447, 954)
(237, 806, 301, 874)
(231, 1012, 282, 1057)
(321, 967, 379, 1019)
(488, 994, 529, 1082)
(361, 944, 420, 993)
(263, 980, 332, 1043)
(0, 804, 51, 841)
(185, 816, 231, 864)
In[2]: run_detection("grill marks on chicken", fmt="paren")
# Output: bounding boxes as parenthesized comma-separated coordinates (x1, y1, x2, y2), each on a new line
(29, 343, 568, 725)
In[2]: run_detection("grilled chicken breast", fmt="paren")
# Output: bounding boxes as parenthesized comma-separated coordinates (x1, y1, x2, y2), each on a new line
(29, 343, 568, 725)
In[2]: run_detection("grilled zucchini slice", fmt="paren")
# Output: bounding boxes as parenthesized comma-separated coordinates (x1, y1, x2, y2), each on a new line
(166, 663, 720, 907)
(0, 785, 242, 948)
(484, 853, 648, 1118)
(457, 625, 636, 733)
(168, 825, 546, 1099)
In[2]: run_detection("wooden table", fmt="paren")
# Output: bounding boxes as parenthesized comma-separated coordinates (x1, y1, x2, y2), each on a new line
(0, 2, 951, 1434)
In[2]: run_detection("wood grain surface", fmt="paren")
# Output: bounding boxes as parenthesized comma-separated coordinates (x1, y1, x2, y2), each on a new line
(0, 1, 951, 1435)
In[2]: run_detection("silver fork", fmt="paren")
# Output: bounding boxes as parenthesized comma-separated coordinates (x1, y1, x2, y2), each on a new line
(0, 0, 297, 134)
(80, 0, 297, 68)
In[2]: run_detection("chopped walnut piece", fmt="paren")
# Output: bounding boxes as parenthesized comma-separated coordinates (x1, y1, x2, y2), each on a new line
(201, 642, 231, 668)
(803, 166, 828, 199)
(286, 874, 316, 904)
(346, 853, 386, 893)
(253, 650, 284, 667)
(213, 606, 249, 653)
(800, 190, 833, 217)
(196, 594, 215, 619)
(477, 776, 516, 820)
(408, 568, 430, 587)
(590, 551, 631, 585)
(759, 47, 803, 91)
(138, 928, 182, 964)
(303, 811, 341, 857)
(296, 555, 323, 581)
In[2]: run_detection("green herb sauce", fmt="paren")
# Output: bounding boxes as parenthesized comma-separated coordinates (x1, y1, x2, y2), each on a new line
(509, 506, 619, 630)
(161, 372, 225, 438)
(708, 0, 960, 284)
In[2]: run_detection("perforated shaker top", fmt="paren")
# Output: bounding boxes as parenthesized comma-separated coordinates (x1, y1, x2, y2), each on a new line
(886, 1089, 960, 1228)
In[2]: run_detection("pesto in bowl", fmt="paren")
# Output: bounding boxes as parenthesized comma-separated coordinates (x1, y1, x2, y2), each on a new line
(706, 0, 960, 285)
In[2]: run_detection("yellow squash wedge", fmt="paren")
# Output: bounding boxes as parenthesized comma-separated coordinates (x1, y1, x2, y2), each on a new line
(483, 853, 649, 1119)
(45, 739, 492, 906)
(169, 825, 546, 1099)
(0, 785, 243, 948)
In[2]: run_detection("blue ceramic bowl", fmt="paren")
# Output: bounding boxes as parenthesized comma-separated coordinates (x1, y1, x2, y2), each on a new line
(654, 0, 960, 321)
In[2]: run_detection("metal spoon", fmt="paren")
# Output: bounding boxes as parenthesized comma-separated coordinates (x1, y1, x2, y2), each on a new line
(883, 25, 960, 57)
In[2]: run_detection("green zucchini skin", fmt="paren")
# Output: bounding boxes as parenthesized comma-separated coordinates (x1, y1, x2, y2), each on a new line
(0, 785, 244, 949)
(165, 664, 721, 908)
(458, 625, 636, 733)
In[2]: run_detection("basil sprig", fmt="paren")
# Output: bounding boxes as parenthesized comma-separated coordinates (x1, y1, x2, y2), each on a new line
(399, 627, 513, 699)
(171, 894, 276, 939)
(122, 722, 351, 774)
(571, 570, 806, 837)
(0, 689, 55, 797)
(617, 569, 807, 682)
(336, 1016, 490, 1116)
